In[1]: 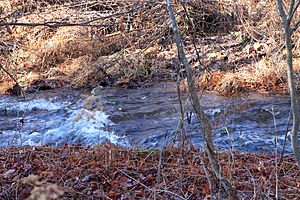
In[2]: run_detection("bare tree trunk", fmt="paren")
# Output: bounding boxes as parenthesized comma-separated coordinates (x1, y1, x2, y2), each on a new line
(276, 0, 300, 167)
(166, 0, 239, 198)
(284, 27, 300, 167)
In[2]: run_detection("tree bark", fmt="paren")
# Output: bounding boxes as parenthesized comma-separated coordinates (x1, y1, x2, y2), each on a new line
(284, 27, 300, 167)
(276, 0, 300, 168)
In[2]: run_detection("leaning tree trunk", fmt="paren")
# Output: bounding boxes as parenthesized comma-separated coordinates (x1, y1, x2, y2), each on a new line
(166, 0, 239, 198)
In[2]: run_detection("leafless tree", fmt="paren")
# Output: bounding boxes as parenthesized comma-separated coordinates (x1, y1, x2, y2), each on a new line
(276, 0, 300, 167)
(166, 0, 239, 198)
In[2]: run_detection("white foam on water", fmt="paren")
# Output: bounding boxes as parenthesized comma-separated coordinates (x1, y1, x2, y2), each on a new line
(4, 98, 66, 111)
(205, 108, 221, 116)
(19, 108, 129, 147)
(0, 95, 130, 147)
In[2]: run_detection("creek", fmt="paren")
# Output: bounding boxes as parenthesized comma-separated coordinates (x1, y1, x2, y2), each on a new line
(0, 82, 297, 153)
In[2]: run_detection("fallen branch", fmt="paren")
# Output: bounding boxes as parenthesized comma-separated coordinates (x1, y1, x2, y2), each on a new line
(0, 22, 115, 28)
(0, 3, 147, 28)
(117, 167, 187, 200)
(0, 63, 25, 97)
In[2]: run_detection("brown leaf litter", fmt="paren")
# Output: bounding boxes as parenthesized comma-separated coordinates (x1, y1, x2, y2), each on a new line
(0, 144, 299, 199)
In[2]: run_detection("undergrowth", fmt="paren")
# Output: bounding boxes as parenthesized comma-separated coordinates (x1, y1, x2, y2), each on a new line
(0, 0, 300, 96)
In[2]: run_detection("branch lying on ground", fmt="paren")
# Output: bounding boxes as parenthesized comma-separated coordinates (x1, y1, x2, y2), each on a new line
(0, 63, 17, 84)
(0, 5, 142, 27)
(0, 22, 115, 27)
(0, 62, 25, 97)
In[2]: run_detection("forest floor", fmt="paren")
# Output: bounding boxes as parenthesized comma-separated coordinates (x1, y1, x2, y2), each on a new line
(0, 145, 299, 199)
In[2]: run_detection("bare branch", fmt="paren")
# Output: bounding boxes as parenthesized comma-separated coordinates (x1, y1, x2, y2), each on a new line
(0, 63, 25, 98)
(276, 0, 300, 168)
(287, 0, 295, 21)
(292, 18, 300, 33)
(166, 0, 239, 198)
(289, 1, 300, 22)
(75, 6, 143, 25)
(279, 109, 292, 164)
(0, 64, 18, 85)
(277, 0, 287, 23)
(0, 5, 141, 28)
(0, 22, 115, 28)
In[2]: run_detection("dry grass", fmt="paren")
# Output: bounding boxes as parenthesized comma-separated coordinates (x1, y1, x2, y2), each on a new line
(212, 58, 287, 95)
(1, 0, 300, 95)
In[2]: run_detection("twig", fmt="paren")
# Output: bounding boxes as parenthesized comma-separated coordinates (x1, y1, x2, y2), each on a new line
(117, 168, 152, 190)
(271, 105, 279, 200)
(276, 0, 300, 168)
(200, 158, 213, 198)
(104, 194, 113, 200)
(258, 182, 266, 200)
(0, 22, 115, 27)
(176, 59, 187, 151)
(279, 108, 291, 164)
(181, 3, 211, 76)
(289, 1, 300, 23)
(117, 168, 187, 200)
(155, 189, 187, 200)
(245, 167, 256, 199)
(0, 64, 18, 86)
(0, 63, 25, 99)
(157, 147, 163, 182)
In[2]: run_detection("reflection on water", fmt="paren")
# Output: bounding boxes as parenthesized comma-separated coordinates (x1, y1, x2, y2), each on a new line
(0, 83, 298, 153)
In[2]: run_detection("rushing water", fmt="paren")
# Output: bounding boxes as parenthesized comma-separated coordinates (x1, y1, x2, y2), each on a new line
(0, 82, 298, 153)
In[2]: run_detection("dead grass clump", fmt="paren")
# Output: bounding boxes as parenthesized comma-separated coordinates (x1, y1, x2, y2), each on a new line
(50, 45, 174, 88)
(2, 0, 299, 94)
(11, 26, 93, 71)
(236, 58, 287, 92)
(0, 0, 38, 15)
(197, 57, 288, 95)
(213, 74, 242, 96)
(197, 71, 225, 91)
(58, 55, 99, 88)
(96, 46, 172, 87)
(0, 1, 12, 14)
